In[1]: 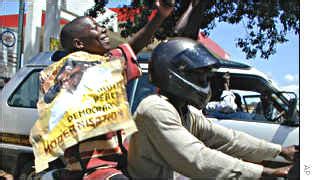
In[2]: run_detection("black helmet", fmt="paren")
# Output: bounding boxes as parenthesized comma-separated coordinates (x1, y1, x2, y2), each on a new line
(150, 38, 219, 109)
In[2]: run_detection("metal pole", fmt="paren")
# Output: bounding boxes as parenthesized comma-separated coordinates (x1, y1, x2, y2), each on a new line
(16, 0, 25, 70)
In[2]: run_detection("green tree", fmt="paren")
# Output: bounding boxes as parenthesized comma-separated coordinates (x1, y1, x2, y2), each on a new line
(88, 0, 299, 60)
(85, 0, 108, 24)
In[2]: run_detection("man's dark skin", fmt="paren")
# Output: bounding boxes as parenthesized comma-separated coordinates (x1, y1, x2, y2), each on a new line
(60, 0, 173, 55)
(44, 0, 173, 104)
(174, 0, 299, 178)
(222, 72, 231, 91)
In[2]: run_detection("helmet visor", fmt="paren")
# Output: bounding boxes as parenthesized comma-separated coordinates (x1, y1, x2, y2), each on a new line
(184, 68, 212, 88)
(169, 70, 212, 109)
(171, 43, 219, 71)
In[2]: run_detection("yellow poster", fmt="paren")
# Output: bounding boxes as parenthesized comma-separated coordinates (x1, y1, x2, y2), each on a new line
(29, 51, 136, 173)
(49, 37, 61, 51)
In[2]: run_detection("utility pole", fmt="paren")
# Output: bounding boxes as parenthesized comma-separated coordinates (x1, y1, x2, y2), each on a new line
(43, 0, 61, 51)
(23, 0, 43, 65)
(16, 0, 25, 69)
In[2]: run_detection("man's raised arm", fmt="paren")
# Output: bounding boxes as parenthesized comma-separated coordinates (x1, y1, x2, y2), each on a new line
(174, 0, 209, 39)
(128, 0, 173, 54)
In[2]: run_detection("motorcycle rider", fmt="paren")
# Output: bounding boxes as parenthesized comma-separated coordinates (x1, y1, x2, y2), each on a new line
(127, 38, 298, 179)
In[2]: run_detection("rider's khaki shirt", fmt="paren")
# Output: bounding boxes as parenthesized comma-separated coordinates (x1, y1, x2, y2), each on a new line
(128, 95, 281, 179)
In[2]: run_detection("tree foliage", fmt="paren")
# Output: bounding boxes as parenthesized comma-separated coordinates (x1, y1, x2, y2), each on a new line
(85, 0, 108, 17)
(88, 0, 299, 60)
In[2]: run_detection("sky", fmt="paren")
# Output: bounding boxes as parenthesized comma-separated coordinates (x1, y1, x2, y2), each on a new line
(1, 0, 299, 95)
(106, 0, 132, 8)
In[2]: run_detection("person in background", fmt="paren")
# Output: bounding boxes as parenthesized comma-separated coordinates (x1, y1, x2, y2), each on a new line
(205, 72, 238, 114)
(203, 72, 254, 120)
(234, 92, 244, 112)
(254, 90, 275, 121)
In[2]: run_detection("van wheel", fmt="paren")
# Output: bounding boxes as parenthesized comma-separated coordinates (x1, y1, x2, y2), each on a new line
(18, 162, 41, 180)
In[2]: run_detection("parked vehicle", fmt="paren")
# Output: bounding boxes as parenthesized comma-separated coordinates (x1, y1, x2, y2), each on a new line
(0, 51, 299, 179)
(0, 52, 61, 179)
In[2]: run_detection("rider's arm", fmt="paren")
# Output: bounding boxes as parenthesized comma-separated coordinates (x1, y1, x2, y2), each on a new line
(135, 95, 264, 178)
(189, 106, 282, 163)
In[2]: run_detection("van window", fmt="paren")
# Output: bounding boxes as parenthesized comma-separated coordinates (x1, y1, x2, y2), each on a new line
(8, 70, 40, 108)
